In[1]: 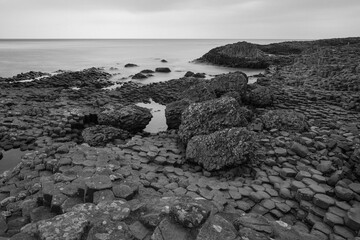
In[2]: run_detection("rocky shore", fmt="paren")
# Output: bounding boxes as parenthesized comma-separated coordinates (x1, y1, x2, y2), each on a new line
(0, 37, 360, 240)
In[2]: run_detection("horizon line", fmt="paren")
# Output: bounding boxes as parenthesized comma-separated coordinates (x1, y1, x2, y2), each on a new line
(0, 37, 316, 40)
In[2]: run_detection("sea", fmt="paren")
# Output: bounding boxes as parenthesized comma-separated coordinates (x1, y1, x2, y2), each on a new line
(0, 39, 287, 173)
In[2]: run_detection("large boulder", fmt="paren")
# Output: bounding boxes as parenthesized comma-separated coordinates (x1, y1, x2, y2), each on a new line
(246, 84, 274, 107)
(82, 125, 131, 146)
(165, 99, 192, 130)
(208, 71, 248, 97)
(186, 128, 258, 171)
(98, 104, 152, 133)
(261, 109, 308, 132)
(180, 81, 216, 103)
(179, 97, 251, 144)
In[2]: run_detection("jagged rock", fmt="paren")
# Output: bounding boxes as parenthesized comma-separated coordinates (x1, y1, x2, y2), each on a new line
(208, 71, 248, 97)
(87, 221, 133, 240)
(179, 97, 251, 144)
(196, 214, 237, 240)
(37, 211, 90, 240)
(170, 200, 211, 228)
(181, 81, 216, 103)
(344, 207, 360, 231)
(81, 125, 130, 147)
(247, 84, 274, 107)
(165, 99, 192, 129)
(132, 73, 147, 80)
(155, 67, 171, 73)
(261, 109, 308, 132)
(98, 104, 152, 133)
(186, 128, 258, 171)
(151, 218, 190, 240)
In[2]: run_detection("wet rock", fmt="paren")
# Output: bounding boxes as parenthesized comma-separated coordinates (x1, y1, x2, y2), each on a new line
(261, 109, 308, 132)
(155, 67, 171, 73)
(179, 97, 251, 144)
(125, 63, 138, 67)
(161, 59, 167, 63)
(165, 99, 191, 130)
(140, 69, 155, 74)
(186, 128, 258, 171)
(184, 71, 194, 77)
(132, 73, 147, 80)
(98, 104, 152, 133)
(82, 125, 130, 147)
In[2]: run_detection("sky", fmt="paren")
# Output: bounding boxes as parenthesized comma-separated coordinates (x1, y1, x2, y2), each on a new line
(0, 0, 359, 39)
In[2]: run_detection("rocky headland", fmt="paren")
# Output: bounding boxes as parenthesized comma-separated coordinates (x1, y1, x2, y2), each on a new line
(0, 37, 360, 240)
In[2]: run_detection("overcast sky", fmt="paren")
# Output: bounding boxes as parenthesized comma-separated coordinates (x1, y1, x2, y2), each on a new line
(0, 0, 359, 39)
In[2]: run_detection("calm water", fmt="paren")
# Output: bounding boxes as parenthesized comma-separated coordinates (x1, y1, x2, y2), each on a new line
(0, 39, 287, 81)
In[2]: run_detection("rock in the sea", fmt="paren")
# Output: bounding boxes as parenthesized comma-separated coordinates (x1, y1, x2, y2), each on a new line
(155, 67, 171, 73)
(184, 71, 194, 77)
(179, 97, 251, 144)
(125, 63, 138, 68)
(132, 73, 147, 79)
(82, 125, 131, 147)
(247, 84, 274, 107)
(208, 71, 248, 97)
(165, 99, 192, 130)
(98, 104, 152, 133)
(261, 109, 308, 132)
(186, 127, 258, 171)
(140, 69, 155, 74)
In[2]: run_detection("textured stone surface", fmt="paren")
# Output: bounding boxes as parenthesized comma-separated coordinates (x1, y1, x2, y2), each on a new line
(186, 128, 258, 171)
(179, 97, 251, 144)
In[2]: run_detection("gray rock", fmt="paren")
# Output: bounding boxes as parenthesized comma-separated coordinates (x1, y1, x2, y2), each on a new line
(98, 104, 152, 133)
(247, 84, 274, 107)
(82, 125, 130, 147)
(86, 221, 133, 240)
(186, 128, 258, 171)
(155, 67, 171, 73)
(208, 71, 248, 97)
(165, 99, 191, 130)
(179, 97, 251, 144)
(261, 109, 308, 132)
(152, 218, 190, 240)
(290, 142, 309, 158)
(196, 214, 237, 240)
(170, 201, 211, 228)
(37, 211, 90, 240)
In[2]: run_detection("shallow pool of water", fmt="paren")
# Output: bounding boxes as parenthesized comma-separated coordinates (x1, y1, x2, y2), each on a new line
(136, 99, 167, 133)
(0, 149, 29, 174)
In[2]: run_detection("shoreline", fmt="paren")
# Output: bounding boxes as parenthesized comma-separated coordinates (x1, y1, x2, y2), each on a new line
(0, 37, 360, 239)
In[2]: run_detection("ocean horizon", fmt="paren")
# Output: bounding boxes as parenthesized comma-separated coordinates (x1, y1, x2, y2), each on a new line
(0, 38, 299, 80)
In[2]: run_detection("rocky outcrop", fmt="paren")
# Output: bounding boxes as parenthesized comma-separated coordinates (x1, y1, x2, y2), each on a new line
(261, 109, 308, 132)
(180, 81, 216, 103)
(186, 127, 258, 171)
(132, 73, 147, 79)
(81, 125, 131, 146)
(98, 104, 152, 133)
(179, 97, 251, 144)
(209, 71, 248, 97)
(246, 84, 274, 107)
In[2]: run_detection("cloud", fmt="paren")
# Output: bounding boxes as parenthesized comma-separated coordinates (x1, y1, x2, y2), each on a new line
(0, 0, 359, 38)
